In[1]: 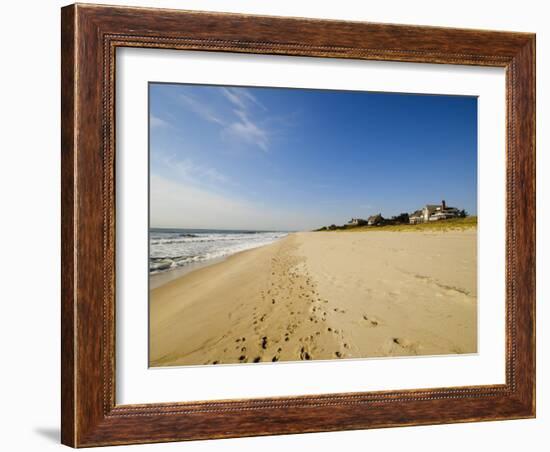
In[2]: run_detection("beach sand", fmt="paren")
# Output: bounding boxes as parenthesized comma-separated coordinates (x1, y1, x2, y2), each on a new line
(149, 230, 477, 366)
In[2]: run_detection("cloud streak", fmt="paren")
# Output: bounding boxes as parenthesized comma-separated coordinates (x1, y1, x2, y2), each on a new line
(152, 149, 231, 187)
(224, 109, 269, 152)
(180, 93, 224, 125)
(150, 114, 170, 128)
(221, 87, 267, 111)
(178, 87, 270, 151)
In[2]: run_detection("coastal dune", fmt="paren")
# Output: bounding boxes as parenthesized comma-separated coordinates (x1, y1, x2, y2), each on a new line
(149, 230, 477, 367)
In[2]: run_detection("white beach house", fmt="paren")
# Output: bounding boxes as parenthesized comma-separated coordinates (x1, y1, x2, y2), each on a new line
(409, 200, 461, 224)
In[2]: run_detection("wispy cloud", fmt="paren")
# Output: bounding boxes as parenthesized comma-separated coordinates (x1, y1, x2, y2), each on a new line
(224, 109, 269, 152)
(221, 87, 266, 111)
(150, 114, 170, 128)
(221, 88, 247, 110)
(152, 149, 230, 186)
(180, 93, 224, 125)
(178, 87, 271, 151)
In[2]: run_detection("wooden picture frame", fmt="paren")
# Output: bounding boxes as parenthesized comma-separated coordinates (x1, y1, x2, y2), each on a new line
(61, 3, 535, 447)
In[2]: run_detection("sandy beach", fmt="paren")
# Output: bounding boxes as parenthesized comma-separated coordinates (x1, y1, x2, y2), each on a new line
(149, 230, 477, 367)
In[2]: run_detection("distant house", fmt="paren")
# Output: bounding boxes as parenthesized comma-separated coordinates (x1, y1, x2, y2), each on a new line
(348, 218, 367, 226)
(409, 210, 424, 224)
(428, 200, 461, 221)
(422, 204, 440, 222)
(367, 214, 384, 226)
(410, 200, 461, 223)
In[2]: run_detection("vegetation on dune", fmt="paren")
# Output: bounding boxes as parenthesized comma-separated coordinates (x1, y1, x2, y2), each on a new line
(316, 216, 477, 233)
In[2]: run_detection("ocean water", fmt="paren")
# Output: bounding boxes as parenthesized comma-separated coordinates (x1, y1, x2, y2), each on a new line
(149, 228, 288, 274)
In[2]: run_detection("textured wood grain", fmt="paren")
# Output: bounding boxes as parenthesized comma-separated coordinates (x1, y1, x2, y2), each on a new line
(61, 3, 536, 447)
(60, 5, 76, 447)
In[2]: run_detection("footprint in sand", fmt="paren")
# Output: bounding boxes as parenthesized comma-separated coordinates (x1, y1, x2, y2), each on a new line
(299, 346, 312, 360)
(363, 314, 379, 327)
(391, 337, 420, 355)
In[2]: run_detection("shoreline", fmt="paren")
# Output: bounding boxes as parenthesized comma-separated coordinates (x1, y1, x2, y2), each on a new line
(150, 236, 289, 290)
(150, 255, 228, 290)
(150, 229, 477, 367)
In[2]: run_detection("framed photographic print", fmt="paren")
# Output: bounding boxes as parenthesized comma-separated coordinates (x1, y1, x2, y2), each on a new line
(61, 3, 536, 447)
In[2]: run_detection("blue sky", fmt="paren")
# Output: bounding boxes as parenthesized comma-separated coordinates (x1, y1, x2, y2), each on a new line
(149, 83, 477, 231)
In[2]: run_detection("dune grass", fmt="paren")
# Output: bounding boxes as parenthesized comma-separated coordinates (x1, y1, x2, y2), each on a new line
(331, 216, 477, 233)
